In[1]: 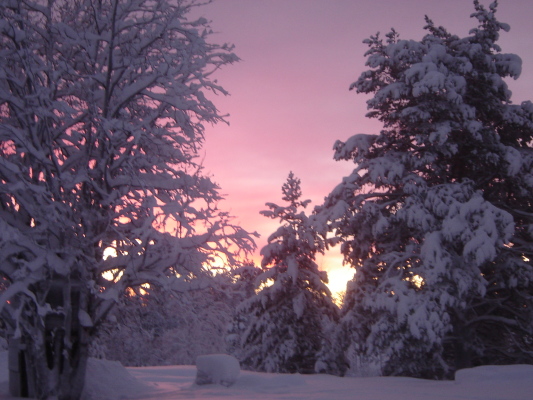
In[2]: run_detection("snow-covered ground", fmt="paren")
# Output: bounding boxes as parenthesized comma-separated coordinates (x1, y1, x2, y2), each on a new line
(1, 351, 532, 400)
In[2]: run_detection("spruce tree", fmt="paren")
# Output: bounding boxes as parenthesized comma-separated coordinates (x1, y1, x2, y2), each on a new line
(317, 1, 533, 378)
(239, 172, 340, 374)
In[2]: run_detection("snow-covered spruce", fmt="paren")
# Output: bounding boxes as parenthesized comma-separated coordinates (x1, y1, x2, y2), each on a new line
(237, 173, 343, 375)
(0, 1, 255, 399)
(315, 0, 533, 379)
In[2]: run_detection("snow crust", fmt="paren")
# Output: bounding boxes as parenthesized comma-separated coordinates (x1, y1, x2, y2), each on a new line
(1, 352, 533, 400)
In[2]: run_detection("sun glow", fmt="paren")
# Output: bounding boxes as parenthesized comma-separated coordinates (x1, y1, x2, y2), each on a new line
(326, 267, 355, 295)
(103, 246, 117, 260)
(409, 274, 424, 288)
(319, 252, 354, 296)
(102, 245, 122, 282)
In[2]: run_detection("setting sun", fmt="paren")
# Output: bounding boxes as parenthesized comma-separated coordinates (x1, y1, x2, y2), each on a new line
(319, 252, 355, 296)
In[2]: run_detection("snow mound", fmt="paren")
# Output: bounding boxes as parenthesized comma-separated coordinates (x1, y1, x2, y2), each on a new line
(454, 364, 533, 384)
(82, 357, 152, 400)
(195, 354, 240, 387)
(0, 352, 150, 400)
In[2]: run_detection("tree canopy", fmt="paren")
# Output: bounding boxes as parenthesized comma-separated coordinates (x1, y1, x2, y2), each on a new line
(316, 0, 533, 378)
(0, 0, 254, 398)
(239, 172, 339, 374)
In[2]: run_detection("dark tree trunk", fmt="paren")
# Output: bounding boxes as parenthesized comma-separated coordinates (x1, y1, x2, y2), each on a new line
(453, 327, 473, 372)
(10, 277, 93, 400)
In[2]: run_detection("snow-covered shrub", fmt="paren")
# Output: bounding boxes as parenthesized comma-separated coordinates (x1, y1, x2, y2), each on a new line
(92, 278, 237, 367)
(195, 354, 240, 387)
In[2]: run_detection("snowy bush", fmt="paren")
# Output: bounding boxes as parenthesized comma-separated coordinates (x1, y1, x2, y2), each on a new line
(195, 354, 240, 387)
(91, 279, 238, 367)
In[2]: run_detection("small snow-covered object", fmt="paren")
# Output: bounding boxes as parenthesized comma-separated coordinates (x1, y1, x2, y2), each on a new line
(195, 354, 240, 387)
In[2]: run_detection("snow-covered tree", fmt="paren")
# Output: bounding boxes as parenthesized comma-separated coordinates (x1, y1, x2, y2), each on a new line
(92, 271, 238, 367)
(225, 261, 263, 358)
(316, 1, 533, 378)
(0, 1, 254, 398)
(238, 172, 341, 374)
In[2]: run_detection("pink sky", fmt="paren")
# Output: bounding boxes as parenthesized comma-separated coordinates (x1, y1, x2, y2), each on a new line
(195, 0, 533, 293)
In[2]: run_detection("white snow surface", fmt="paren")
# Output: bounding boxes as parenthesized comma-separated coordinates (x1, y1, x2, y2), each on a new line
(1, 352, 532, 400)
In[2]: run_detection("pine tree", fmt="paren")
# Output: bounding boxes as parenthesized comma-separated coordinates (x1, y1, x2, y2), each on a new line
(316, 1, 533, 378)
(238, 172, 341, 374)
(0, 1, 254, 398)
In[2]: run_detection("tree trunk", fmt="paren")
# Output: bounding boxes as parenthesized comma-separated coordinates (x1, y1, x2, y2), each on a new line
(18, 319, 90, 400)
(453, 327, 473, 372)
(57, 337, 89, 400)
(10, 277, 92, 400)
